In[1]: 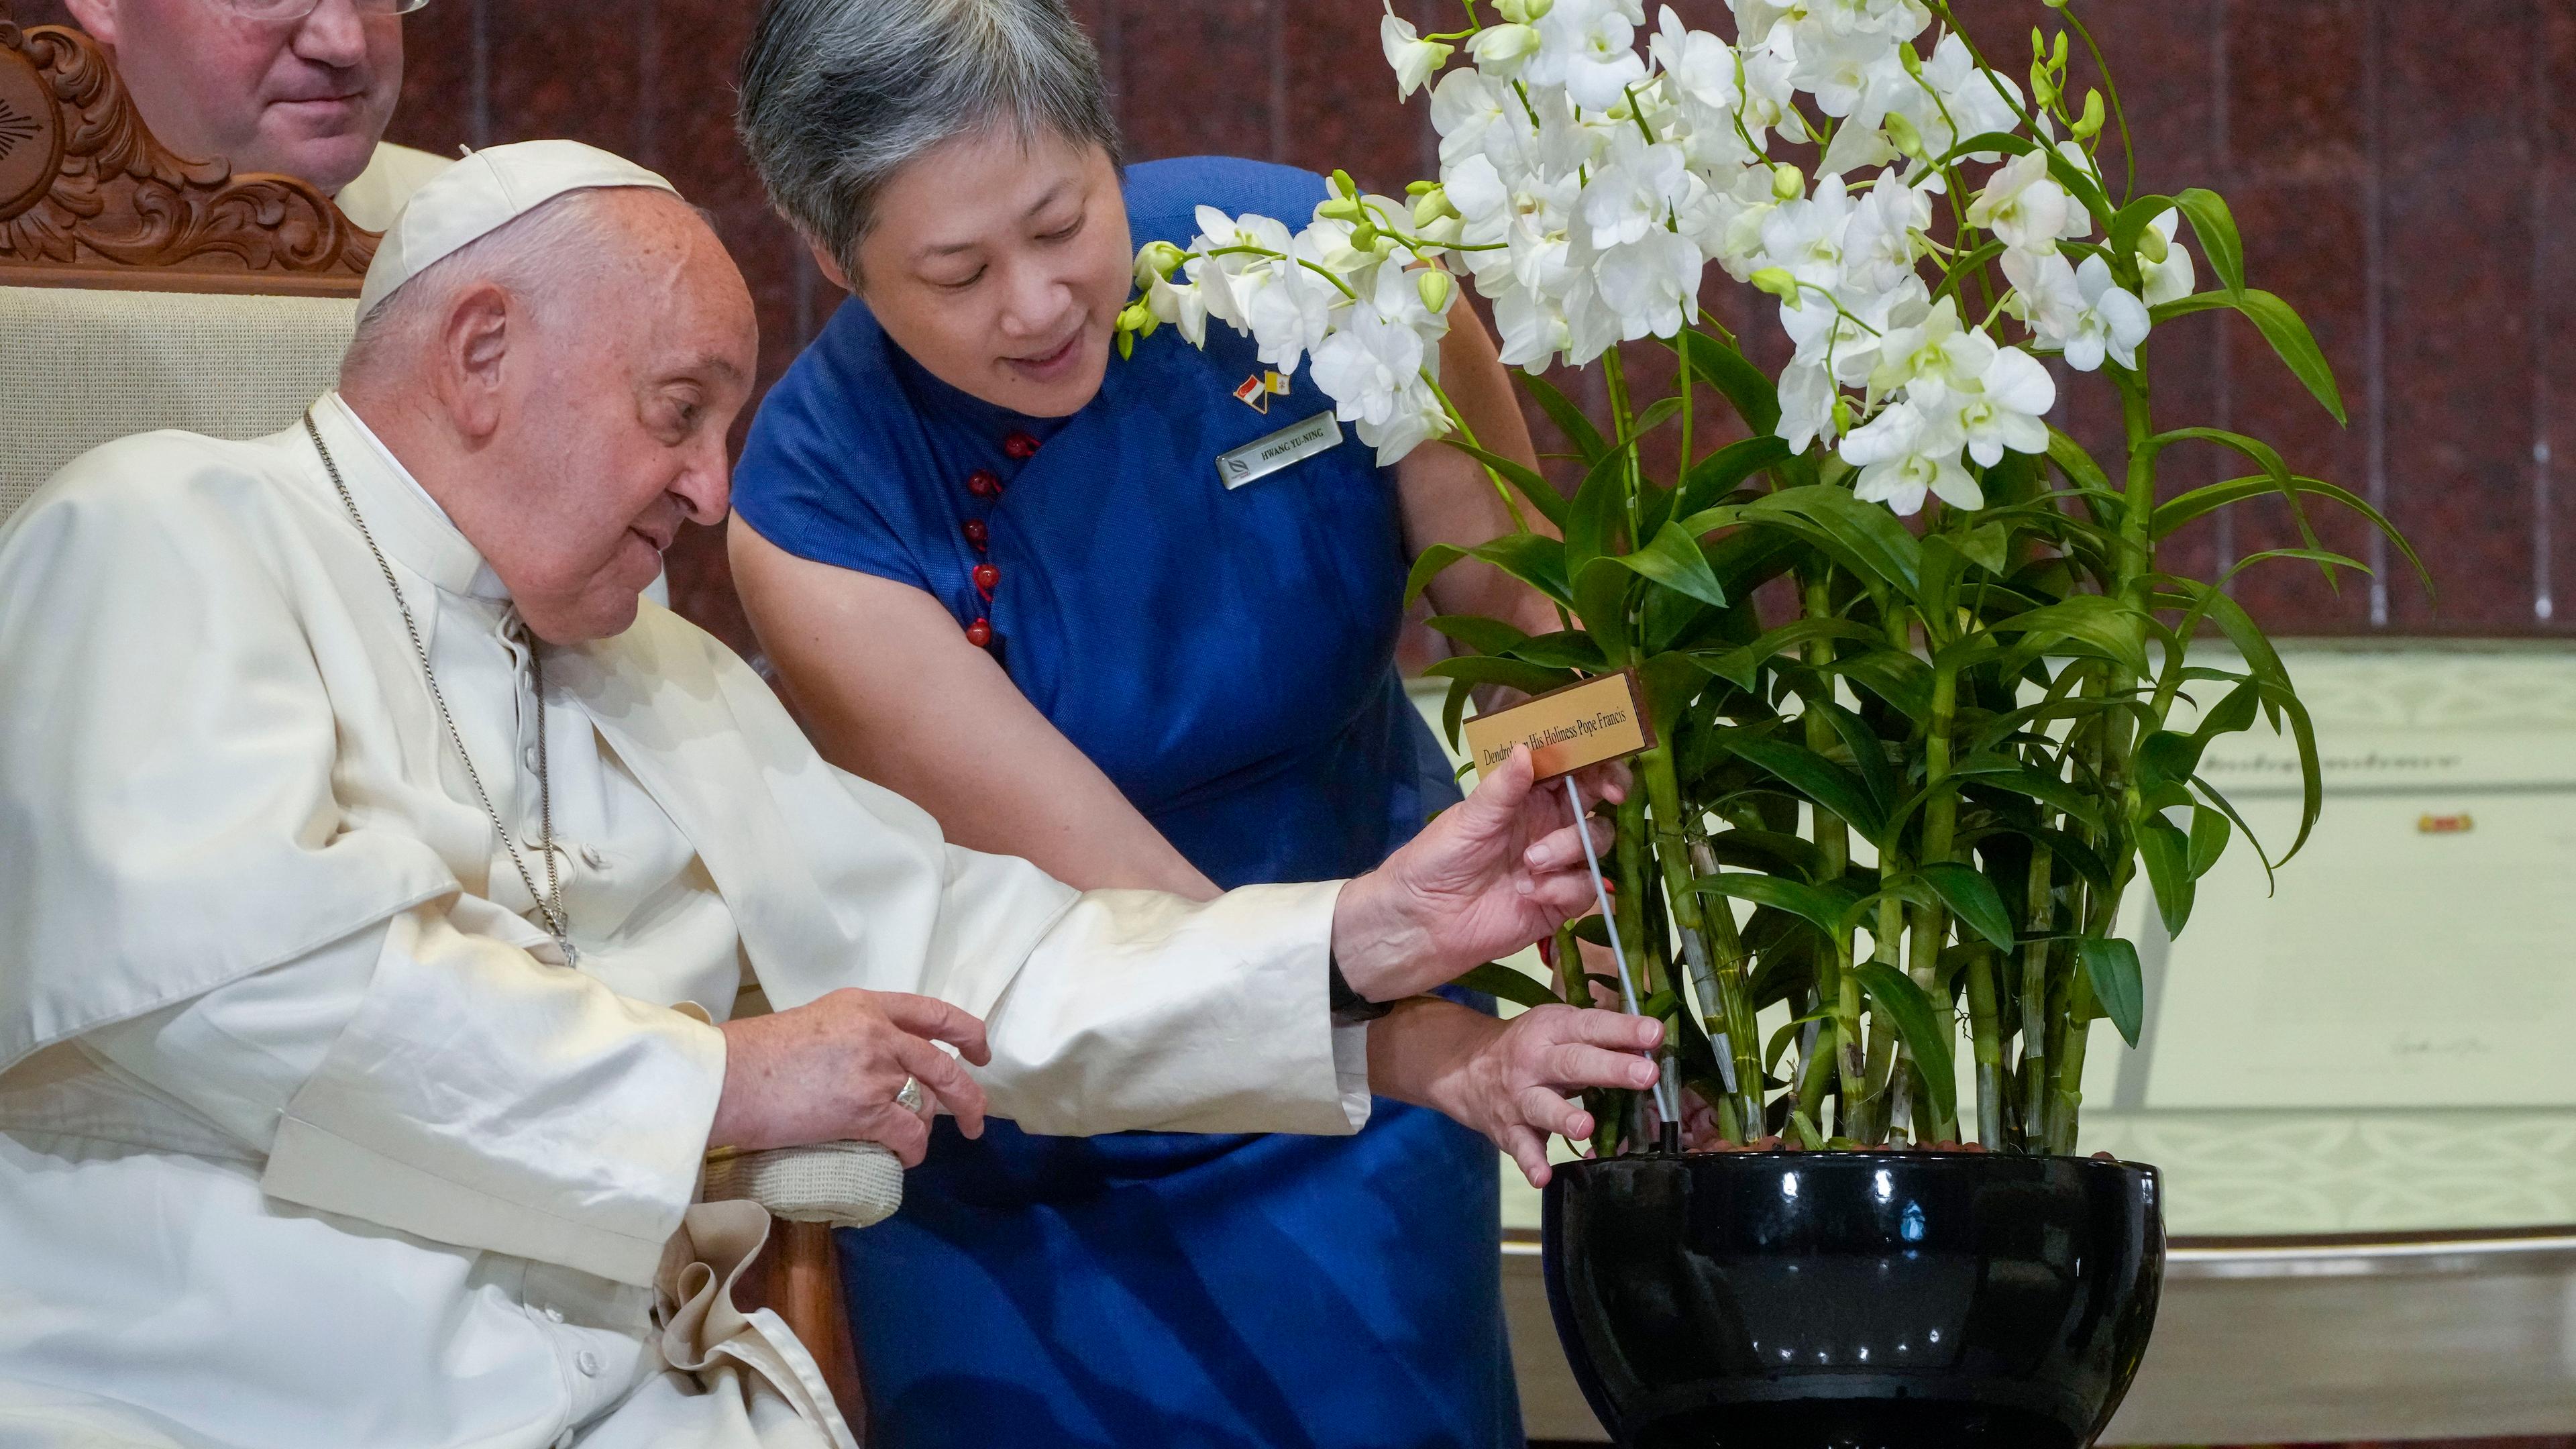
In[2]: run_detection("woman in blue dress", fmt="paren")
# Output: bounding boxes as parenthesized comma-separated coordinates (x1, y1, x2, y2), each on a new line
(728, 3, 1601, 1444)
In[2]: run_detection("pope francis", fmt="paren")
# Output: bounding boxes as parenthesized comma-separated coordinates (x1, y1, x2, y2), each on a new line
(0, 143, 1658, 1448)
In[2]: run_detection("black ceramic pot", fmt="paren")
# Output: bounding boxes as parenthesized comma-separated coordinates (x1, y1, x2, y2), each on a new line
(1541, 1152, 2163, 1449)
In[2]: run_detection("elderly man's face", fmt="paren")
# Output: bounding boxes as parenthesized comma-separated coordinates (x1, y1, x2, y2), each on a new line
(848, 127, 1130, 419)
(66, 0, 401, 197)
(488, 195, 760, 644)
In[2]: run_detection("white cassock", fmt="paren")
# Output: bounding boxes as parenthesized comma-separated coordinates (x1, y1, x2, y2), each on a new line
(0, 394, 1371, 1448)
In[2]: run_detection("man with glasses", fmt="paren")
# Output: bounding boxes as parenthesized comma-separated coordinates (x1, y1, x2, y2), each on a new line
(58, 0, 444, 229)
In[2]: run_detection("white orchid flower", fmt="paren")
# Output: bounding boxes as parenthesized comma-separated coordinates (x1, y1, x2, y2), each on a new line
(1967, 150, 2072, 256)
(1839, 399, 1980, 514)
(1775, 358, 1843, 452)
(1781, 272, 1917, 386)
(1312, 259, 1433, 427)
(1758, 172, 1856, 288)
(1581, 131, 1691, 248)
(1432, 68, 1515, 170)
(1948, 345, 2055, 466)
(1730, 0, 1796, 49)
(2141, 209, 2196, 307)
(1837, 172, 1927, 295)
(1466, 22, 1545, 76)
(1381, 3, 1455, 100)
(1530, 0, 1650, 111)
(1792, 24, 1898, 120)
(2003, 249, 2148, 371)
(1591, 225, 1704, 340)
(1651, 9, 1742, 111)
(1866, 293, 1994, 405)
(1146, 269, 1210, 348)
(1493, 283, 1574, 369)
(1355, 379, 1454, 465)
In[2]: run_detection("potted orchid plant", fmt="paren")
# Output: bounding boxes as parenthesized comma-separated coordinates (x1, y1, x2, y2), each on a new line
(1120, 0, 2425, 1442)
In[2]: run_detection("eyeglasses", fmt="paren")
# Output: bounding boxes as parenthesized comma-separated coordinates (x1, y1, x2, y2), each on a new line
(215, 0, 433, 20)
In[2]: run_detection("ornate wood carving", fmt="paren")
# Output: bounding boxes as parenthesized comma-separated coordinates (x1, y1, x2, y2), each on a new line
(0, 19, 374, 296)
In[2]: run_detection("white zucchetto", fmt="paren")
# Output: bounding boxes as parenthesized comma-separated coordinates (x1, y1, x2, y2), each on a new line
(356, 140, 681, 319)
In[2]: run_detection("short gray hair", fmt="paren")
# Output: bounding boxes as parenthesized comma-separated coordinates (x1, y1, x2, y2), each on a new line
(340, 190, 620, 386)
(737, 0, 1121, 280)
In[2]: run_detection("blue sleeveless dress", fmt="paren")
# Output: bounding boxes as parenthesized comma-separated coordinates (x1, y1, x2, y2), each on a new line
(732, 156, 1517, 1449)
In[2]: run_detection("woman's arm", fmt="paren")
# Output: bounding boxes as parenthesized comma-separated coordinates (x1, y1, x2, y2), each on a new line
(729, 519, 1220, 900)
(1395, 305, 1565, 641)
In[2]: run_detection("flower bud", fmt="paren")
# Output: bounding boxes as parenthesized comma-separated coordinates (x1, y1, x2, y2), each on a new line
(1417, 268, 1456, 314)
(1882, 111, 1925, 160)
(1467, 23, 1542, 70)
(1411, 184, 1458, 227)
(1117, 299, 1154, 334)
(1898, 42, 1924, 78)
(1750, 267, 1801, 307)
(1770, 163, 1804, 201)
(1832, 397, 1856, 434)
(1497, 0, 1551, 21)
(1352, 221, 1382, 251)
(1405, 179, 1438, 196)
(2135, 222, 2169, 265)
(1319, 195, 1366, 223)
(1132, 241, 1185, 289)
(1331, 168, 1360, 201)
(2070, 89, 2106, 140)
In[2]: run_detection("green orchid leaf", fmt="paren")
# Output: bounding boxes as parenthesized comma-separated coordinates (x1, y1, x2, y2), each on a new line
(1989, 595, 2154, 680)
(2152, 288, 2347, 426)
(1507, 630, 1612, 672)
(1852, 962, 1959, 1128)
(1699, 829, 1829, 883)
(1449, 961, 1563, 1011)
(1403, 543, 1470, 608)
(2047, 425, 2114, 495)
(2171, 186, 2247, 295)
(1421, 654, 1576, 699)
(2178, 582, 2323, 860)
(2153, 473, 2428, 596)
(1918, 861, 2017, 953)
(1687, 871, 1862, 937)
(1564, 445, 1641, 583)
(1572, 557, 1635, 666)
(1603, 521, 1731, 610)
(2188, 804, 2232, 879)
(1425, 614, 1529, 658)
(2079, 938, 2147, 1048)
(1439, 439, 1571, 530)
(2032, 826, 2118, 897)
(1821, 648, 1937, 719)
(1721, 731, 1890, 841)
(1746, 485, 1925, 598)
(2191, 774, 2278, 893)
(1680, 329, 1782, 437)
(2108, 195, 2178, 266)
(1675, 435, 1794, 521)
(2137, 814, 2196, 937)
(1697, 618, 1880, 691)
(1919, 534, 1970, 639)
(1958, 521, 2011, 577)
(1810, 698, 1900, 818)
(1960, 762, 2107, 835)
(1519, 372, 1609, 464)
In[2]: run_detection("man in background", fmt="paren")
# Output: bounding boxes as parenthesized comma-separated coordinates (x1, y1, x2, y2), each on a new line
(58, 0, 446, 229)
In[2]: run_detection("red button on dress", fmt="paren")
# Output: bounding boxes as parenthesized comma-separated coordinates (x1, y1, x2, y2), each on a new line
(973, 563, 1001, 596)
(967, 468, 1002, 498)
(965, 618, 993, 648)
(963, 519, 989, 548)
(1003, 431, 1041, 462)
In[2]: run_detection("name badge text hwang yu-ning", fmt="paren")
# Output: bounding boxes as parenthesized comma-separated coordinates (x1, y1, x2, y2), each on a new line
(1217, 410, 1342, 490)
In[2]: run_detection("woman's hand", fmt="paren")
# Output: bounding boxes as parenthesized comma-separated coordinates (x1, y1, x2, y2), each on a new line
(1330, 745, 1623, 1004)
(1372, 997, 1666, 1187)
(710, 989, 991, 1165)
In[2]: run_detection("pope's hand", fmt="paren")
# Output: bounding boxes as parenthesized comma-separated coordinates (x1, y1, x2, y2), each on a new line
(710, 989, 992, 1165)
(1330, 745, 1619, 1004)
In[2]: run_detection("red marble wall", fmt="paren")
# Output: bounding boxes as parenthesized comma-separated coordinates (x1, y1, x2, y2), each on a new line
(12, 0, 2569, 658)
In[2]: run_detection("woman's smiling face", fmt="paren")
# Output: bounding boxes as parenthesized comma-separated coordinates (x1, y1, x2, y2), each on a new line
(846, 127, 1132, 419)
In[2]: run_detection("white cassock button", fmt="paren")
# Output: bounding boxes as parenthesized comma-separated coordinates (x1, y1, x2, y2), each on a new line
(522, 745, 540, 772)
(576, 1349, 602, 1378)
(580, 845, 608, 869)
(542, 1305, 564, 1324)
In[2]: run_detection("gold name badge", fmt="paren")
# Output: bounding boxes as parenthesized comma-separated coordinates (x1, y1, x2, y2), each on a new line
(1460, 671, 1654, 782)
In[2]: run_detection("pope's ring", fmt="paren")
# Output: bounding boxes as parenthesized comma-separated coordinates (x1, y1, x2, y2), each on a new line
(894, 1075, 926, 1114)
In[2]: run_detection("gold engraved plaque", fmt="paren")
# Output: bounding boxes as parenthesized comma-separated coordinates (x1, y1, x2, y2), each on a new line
(1460, 670, 1653, 782)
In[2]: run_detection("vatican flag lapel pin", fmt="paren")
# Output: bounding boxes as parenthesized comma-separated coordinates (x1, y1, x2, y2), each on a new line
(1234, 371, 1290, 414)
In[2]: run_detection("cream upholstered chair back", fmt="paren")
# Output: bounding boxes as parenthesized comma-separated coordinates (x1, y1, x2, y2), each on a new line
(0, 288, 357, 525)
(0, 17, 374, 527)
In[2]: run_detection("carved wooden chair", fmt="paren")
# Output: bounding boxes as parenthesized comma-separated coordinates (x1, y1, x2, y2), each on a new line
(0, 14, 870, 1432)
